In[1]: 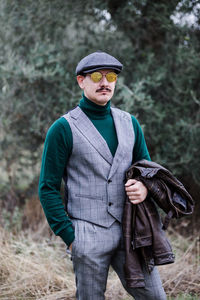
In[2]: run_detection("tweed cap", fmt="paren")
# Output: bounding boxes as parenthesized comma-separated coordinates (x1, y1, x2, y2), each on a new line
(76, 51, 123, 75)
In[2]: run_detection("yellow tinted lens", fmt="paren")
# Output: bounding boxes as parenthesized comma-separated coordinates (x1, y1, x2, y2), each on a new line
(106, 72, 117, 82)
(90, 72, 102, 82)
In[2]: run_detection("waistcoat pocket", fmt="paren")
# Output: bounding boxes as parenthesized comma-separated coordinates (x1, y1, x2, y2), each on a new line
(75, 194, 103, 201)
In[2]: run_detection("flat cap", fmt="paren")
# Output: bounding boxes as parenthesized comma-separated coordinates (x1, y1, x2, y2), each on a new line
(76, 51, 123, 75)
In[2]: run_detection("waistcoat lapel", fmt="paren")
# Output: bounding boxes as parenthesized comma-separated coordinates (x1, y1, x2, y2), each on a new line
(108, 108, 134, 179)
(65, 106, 113, 165)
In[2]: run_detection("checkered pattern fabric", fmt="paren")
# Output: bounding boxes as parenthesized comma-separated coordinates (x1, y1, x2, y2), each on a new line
(63, 106, 135, 227)
(71, 219, 167, 300)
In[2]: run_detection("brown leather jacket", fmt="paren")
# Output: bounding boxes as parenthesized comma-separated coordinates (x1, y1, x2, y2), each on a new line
(123, 160, 194, 288)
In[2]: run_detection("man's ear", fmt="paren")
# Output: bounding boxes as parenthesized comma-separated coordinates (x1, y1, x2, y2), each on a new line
(77, 75, 85, 89)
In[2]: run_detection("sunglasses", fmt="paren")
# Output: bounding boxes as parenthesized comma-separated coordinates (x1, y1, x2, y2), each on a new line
(87, 71, 117, 83)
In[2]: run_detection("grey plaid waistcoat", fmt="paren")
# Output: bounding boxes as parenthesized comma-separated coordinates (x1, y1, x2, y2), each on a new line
(63, 106, 135, 227)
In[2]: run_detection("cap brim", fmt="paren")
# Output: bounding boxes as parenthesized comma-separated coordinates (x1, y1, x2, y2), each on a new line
(78, 65, 122, 75)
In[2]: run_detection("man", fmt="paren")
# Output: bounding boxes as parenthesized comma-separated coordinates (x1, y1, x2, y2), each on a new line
(39, 51, 167, 300)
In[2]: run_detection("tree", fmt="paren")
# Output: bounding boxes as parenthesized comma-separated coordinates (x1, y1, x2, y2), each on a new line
(0, 1, 199, 221)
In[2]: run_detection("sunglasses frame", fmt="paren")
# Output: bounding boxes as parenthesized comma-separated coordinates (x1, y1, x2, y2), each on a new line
(87, 71, 118, 83)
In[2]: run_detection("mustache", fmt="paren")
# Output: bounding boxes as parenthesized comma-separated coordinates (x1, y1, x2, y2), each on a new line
(96, 87, 111, 93)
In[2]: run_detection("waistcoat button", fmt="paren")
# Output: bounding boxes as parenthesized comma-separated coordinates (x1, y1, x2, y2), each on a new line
(108, 202, 113, 206)
(108, 179, 112, 183)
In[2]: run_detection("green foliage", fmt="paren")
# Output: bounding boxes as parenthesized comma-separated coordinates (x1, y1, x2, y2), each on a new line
(167, 295, 200, 300)
(1, 206, 23, 233)
(0, 0, 199, 204)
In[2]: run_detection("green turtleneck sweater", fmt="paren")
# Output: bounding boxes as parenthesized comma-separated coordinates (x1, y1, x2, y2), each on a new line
(38, 95, 150, 246)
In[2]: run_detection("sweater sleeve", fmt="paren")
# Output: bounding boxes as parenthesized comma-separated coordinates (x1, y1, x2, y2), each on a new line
(131, 115, 151, 163)
(38, 117, 75, 246)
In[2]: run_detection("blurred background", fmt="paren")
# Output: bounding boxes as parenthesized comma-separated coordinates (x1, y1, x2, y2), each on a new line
(0, 1, 199, 299)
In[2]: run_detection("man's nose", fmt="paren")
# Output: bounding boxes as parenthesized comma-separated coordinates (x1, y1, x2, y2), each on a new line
(100, 75, 108, 85)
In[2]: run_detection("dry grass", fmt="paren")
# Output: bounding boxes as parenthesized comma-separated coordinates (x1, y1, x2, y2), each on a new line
(0, 225, 74, 300)
(0, 224, 199, 300)
(0, 225, 131, 300)
(159, 227, 200, 299)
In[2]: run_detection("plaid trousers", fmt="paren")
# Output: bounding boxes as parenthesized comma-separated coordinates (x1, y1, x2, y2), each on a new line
(70, 219, 167, 300)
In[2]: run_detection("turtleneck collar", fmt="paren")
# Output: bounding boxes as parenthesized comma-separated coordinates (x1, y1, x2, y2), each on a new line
(79, 93, 111, 119)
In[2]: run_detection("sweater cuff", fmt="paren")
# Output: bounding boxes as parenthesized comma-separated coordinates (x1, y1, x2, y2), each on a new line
(59, 226, 75, 247)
